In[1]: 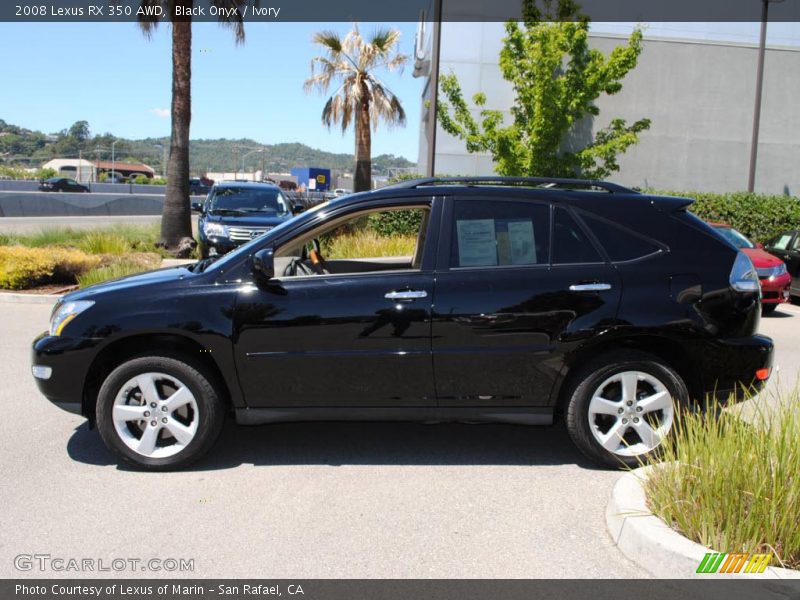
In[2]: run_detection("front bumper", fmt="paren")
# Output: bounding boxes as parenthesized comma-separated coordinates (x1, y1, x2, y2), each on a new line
(759, 272, 792, 305)
(31, 332, 98, 416)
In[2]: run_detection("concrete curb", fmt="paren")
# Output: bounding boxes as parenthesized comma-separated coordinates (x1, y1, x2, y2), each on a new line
(607, 465, 800, 580)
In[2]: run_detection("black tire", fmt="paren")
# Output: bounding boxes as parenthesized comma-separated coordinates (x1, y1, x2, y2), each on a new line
(96, 355, 225, 471)
(761, 304, 778, 315)
(564, 350, 689, 469)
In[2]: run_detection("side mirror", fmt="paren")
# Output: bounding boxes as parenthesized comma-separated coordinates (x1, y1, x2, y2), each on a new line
(252, 247, 275, 280)
(191, 202, 203, 213)
(291, 203, 306, 215)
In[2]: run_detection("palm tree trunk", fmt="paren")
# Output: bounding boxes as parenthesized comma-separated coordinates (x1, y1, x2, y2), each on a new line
(354, 88, 371, 192)
(160, 18, 194, 256)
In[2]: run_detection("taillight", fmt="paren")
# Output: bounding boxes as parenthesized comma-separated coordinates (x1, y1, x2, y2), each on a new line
(729, 251, 760, 294)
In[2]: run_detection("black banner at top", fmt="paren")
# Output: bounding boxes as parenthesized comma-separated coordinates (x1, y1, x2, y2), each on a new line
(2, 0, 800, 23)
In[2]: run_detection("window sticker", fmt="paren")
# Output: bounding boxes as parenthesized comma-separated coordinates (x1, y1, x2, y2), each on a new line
(507, 220, 536, 265)
(457, 219, 497, 266)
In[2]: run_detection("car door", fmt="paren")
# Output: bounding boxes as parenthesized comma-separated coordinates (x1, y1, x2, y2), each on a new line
(766, 231, 800, 294)
(431, 197, 622, 407)
(232, 199, 439, 408)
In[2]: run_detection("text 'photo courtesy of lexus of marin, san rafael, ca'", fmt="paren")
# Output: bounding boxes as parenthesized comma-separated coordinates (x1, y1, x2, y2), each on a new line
(31, 178, 773, 471)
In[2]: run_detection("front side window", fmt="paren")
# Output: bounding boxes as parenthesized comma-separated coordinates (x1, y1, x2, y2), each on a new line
(450, 200, 550, 268)
(208, 187, 290, 217)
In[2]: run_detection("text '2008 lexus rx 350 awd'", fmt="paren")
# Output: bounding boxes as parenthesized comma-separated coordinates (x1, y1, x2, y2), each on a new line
(32, 177, 773, 470)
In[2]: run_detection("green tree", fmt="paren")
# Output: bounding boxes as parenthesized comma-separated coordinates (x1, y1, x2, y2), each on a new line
(305, 25, 408, 192)
(137, 1, 252, 255)
(438, 1, 650, 179)
(68, 121, 91, 143)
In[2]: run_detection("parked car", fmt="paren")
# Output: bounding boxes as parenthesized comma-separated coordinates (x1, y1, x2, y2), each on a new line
(710, 223, 791, 314)
(194, 181, 296, 258)
(764, 229, 800, 300)
(38, 177, 89, 193)
(32, 177, 773, 471)
(333, 188, 349, 197)
(189, 177, 212, 196)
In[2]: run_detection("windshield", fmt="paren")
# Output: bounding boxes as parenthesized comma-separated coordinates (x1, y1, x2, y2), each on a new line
(715, 226, 754, 249)
(203, 201, 330, 274)
(209, 186, 290, 216)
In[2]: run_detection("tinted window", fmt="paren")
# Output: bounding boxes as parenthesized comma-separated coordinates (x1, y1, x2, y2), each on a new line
(451, 200, 549, 268)
(582, 213, 661, 262)
(209, 186, 290, 216)
(553, 208, 603, 264)
(769, 234, 793, 251)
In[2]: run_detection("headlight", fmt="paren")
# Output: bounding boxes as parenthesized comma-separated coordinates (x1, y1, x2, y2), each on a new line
(204, 222, 229, 238)
(49, 300, 94, 336)
(774, 263, 788, 276)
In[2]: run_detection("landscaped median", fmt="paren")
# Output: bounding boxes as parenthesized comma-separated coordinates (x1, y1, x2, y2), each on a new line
(0, 225, 171, 292)
(607, 390, 799, 578)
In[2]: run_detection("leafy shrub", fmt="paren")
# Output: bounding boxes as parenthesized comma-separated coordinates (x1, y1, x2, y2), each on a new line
(367, 209, 424, 237)
(650, 189, 800, 243)
(133, 175, 151, 185)
(0, 247, 100, 289)
(35, 168, 58, 180)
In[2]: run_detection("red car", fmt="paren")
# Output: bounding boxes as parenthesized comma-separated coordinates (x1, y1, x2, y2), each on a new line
(711, 223, 791, 314)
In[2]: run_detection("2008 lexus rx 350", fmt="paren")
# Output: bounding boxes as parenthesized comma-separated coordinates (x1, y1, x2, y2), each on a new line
(32, 177, 773, 470)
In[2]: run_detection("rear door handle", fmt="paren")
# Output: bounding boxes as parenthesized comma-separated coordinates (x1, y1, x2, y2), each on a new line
(385, 290, 428, 300)
(569, 283, 612, 292)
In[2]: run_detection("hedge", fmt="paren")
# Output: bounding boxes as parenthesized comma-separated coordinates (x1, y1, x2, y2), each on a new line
(649, 189, 800, 243)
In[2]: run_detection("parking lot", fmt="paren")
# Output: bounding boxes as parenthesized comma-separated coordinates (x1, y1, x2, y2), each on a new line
(1, 299, 798, 579)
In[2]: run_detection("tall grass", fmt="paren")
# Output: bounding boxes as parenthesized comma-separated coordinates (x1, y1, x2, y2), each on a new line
(644, 389, 800, 570)
(322, 231, 417, 259)
(77, 262, 152, 288)
(0, 224, 163, 254)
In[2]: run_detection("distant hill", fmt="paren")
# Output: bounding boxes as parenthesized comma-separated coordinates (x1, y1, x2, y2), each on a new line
(0, 119, 415, 176)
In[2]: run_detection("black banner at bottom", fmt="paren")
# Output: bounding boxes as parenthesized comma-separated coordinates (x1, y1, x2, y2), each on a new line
(4, 579, 800, 600)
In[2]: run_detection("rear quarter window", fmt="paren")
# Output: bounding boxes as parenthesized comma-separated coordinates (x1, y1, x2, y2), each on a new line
(580, 213, 663, 262)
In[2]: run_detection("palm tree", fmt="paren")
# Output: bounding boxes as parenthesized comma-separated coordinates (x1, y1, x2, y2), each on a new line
(305, 25, 408, 192)
(137, 1, 248, 256)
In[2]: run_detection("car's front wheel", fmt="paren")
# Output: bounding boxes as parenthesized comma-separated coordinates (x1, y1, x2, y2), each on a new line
(96, 355, 225, 470)
(564, 351, 688, 469)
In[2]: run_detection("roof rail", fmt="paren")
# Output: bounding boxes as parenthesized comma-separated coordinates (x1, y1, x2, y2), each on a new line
(386, 176, 637, 194)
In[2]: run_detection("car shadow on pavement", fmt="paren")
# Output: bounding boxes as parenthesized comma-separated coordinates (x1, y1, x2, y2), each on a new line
(66, 419, 602, 471)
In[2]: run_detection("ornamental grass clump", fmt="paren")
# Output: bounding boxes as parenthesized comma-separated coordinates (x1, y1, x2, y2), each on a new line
(644, 388, 800, 570)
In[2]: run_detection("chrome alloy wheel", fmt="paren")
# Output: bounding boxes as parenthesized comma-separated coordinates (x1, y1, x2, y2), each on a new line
(587, 370, 674, 457)
(112, 372, 199, 458)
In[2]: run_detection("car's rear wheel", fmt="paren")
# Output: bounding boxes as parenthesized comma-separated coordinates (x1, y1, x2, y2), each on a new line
(761, 304, 778, 315)
(96, 355, 225, 471)
(564, 351, 688, 469)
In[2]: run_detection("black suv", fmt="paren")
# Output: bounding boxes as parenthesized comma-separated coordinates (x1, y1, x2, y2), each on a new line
(32, 177, 773, 470)
(195, 181, 295, 258)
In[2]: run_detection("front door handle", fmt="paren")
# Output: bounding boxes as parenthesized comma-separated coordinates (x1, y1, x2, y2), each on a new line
(385, 290, 428, 300)
(569, 283, 612, 292)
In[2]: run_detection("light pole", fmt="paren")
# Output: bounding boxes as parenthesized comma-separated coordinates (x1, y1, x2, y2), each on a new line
(153, 144, 167, 178)
(111, 139, 118, 183)
(747, 0, 785, 193)
(241, 148, 265, 181)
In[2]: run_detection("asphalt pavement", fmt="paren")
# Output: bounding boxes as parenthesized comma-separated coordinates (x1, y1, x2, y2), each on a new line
(1, 300, 798, 579)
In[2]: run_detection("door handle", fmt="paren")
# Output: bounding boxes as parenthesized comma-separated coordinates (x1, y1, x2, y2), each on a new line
(384, 290, 428, 300)
(569, 283, 612, 292)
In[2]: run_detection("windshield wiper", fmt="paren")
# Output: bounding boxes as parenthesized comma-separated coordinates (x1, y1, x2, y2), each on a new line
(209, 208, 248, 216)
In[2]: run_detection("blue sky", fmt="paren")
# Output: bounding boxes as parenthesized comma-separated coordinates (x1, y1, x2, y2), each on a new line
(1, 21, 797, 162)
(0, 22, 424, 159)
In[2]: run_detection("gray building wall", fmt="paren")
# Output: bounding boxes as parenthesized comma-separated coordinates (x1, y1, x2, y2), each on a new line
(421, 23, 800, 195)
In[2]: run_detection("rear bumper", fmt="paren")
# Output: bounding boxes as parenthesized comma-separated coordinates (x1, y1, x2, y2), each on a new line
(698, 334, 774, 404)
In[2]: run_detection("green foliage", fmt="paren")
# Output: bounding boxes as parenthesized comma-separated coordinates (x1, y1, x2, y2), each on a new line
(0, 224, 163, 253)
(133, 175, 151, 184)
(35, 168, 58, 180)
(322, 231, 417, 259)
(367, 210, 423, 237)
(151, 177, 168, 185)
(0, 246, 100, 289)
(644, 389, 800, 570)
(78, 233, 131, 255)
(651, 189, 800, 243)
(438, 1, 650, 178)
(0, 165, 32, 180)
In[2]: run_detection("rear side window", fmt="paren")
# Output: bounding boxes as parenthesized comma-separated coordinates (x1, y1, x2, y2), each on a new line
(552, 208, 603, 264)
(451, 200, 550, 268)
(581, 213, 662, 262)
